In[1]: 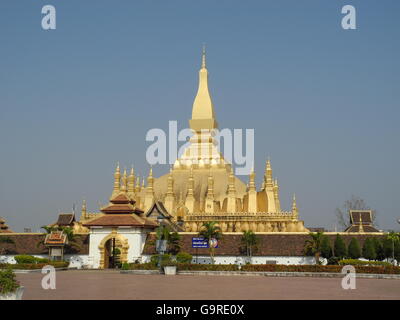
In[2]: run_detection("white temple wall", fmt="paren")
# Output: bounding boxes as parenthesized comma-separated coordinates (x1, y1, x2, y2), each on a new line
(142, 255, 317, 265)
(87, 227, 150, 268)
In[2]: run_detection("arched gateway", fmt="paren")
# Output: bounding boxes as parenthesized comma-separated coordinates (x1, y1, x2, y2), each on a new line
(83, 192, 157, 269)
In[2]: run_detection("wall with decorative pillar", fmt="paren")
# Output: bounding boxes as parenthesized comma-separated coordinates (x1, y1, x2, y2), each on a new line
(87, 226, 151, 269)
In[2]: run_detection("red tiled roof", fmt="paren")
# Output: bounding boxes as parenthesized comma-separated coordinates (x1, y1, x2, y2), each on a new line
(44, 231, 67, 246)
(101, 203, 136, 214)
(83, 214, 157, 228)
(111, 193, 131, 203)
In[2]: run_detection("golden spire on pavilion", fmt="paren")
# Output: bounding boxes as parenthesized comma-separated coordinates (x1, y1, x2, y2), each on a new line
(189, 45, 218, 131)
(112, 162, 121, 197)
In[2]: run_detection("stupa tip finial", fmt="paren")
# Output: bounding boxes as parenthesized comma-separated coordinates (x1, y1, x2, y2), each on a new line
(202, 43, 206, 69)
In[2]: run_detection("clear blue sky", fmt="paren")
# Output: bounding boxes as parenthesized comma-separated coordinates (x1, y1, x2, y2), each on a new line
(0, 0, 399, 232)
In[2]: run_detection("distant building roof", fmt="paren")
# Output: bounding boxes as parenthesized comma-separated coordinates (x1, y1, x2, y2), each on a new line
(44, 231, 67, 246)
(344, 210, 379, 233)
(56, 213, 75, 226)
(0, 217, 13, 233)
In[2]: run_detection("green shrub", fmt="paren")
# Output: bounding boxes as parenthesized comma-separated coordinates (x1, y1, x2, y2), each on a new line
(126, 263, 158, 270)
(176, 252, 193, 264)
(362, 238, 377, 260)
(14, 255, 50, 264)
(339, 259, 392, 266)
(348, 238, 361, 259)
(0, 267, 20, 295)
(14, 255, 36, 264)
(150, 254, 171, 266)
(321, 236, 332, 259)
(327, 257, 340, 265)
(176, 264, 239, 271)
(0, 261, 69, 270)
(121, 262, 130, 270)
(372, 238, 385, 261)
(334, 234, 347, 259)
(240, 264, 400, 274)
(383, 238, 394, 260)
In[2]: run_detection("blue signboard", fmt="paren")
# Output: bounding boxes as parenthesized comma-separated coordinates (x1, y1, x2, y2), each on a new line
(192, 237, 208, 248)
(192, 237, 218, 248)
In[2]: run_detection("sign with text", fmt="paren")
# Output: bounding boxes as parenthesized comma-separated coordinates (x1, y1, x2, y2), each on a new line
(191, 237, 218, 248)
(192, 237, 208, 248)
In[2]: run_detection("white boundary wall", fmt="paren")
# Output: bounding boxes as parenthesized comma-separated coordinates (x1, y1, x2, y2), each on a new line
(142, 255, 317, 265)
(0, 254, 90, 269)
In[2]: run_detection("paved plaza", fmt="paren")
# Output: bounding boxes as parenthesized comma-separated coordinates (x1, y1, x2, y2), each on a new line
(16, 270, 400, 300)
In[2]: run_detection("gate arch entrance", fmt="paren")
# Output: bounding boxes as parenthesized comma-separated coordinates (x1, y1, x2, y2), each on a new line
(98, 232, 129, 269)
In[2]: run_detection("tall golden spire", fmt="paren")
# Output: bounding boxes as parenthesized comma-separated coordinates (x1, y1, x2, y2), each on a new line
(189, 45, 218, 131)
(359, 214, 364, 233)
(81, 199, 87, 220)
(265, 158, 273, 188)
(128, 166, 135, 195)
(112, 162, 121, 197)
(292, 194, 298, 217)
(249, 167, 256, 192)
(166, 167, 174, 196)
(121, 168, 128, 193)
(147, 166, 154, 192)
(228, 167, 236, 195)
(135, 176, 141, 193)
(187, 167, 194, 197)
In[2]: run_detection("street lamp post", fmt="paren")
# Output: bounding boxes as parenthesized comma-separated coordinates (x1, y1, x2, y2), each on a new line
(156, 214, 167, 273)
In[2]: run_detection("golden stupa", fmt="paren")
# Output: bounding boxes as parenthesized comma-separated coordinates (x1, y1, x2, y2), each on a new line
(79, 48, 308, 233)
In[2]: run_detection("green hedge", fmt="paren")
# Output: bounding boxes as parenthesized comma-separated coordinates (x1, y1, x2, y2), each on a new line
(124, 263, 239, 271)
(0, 262, 69, 270)
(126, 263, 159, 270)
(240, 264, 400, 274)
(14, 255, 50, 264)
(176, 264, 239, 271)
(339, 259, 392, 266)
(176, 252, 193, 264)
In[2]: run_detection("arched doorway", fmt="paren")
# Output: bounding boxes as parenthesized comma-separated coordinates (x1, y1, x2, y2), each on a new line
(98, 232, 129, 269)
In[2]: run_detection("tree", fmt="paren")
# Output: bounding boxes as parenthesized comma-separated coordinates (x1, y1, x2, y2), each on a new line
(348, 238, 361, 259)
(241, 231, 259, 262)
(335, 195, 377, 230)
(167, 231, 181, 255)
(394, 240, 400, 266)
(198, 221, 222, 264)
(320, 236, 332, 259)
(372, 237, 385, 261)
(386, 232, 400, 265)
(334, 234, 347, 259)
(304, 232, 325, 265)
(37, 225, 80, 252)
(362, 238, 376, 260)
(382, 237, 393, 262)
(155, 225, 181, 255)
(0, 236, 15, 255)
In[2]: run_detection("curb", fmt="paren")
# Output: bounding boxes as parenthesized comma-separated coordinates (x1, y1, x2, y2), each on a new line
(120, 270, 160, 275)
(10, 267, 75, 274)
(120, 269, 400, 279)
